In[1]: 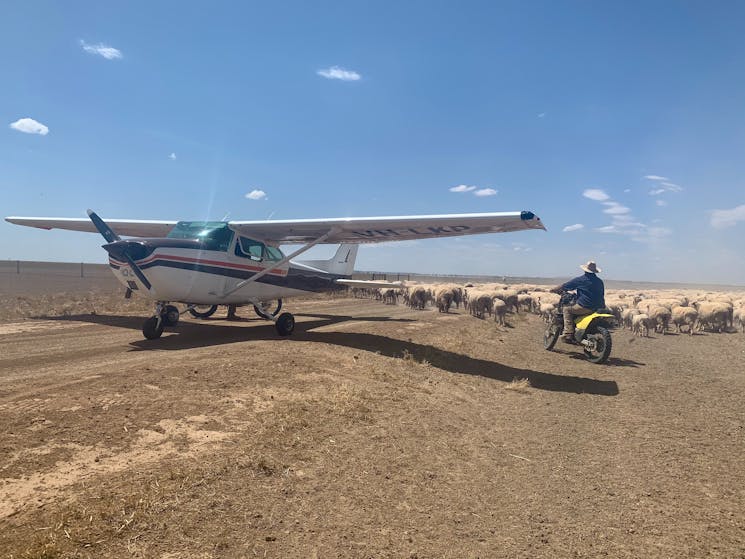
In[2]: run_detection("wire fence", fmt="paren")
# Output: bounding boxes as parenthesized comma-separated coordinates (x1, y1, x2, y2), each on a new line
(0, 261, 120, 296)
(0, 261, 112, 278)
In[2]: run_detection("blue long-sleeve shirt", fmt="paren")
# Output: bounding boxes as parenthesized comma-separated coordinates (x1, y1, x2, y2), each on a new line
(562, 272, 605, 309)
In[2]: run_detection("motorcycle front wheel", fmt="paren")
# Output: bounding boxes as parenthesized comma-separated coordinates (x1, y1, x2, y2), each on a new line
(543, 322, 562, 350)
(584, 326, 612, 364)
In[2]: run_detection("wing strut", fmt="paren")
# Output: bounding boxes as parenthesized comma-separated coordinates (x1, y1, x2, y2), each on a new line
(216, 227, 341, 298)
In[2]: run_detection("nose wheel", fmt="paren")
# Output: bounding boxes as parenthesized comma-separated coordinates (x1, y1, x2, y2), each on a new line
(142, 302, 181, 339)
(143, 315, 165, 339)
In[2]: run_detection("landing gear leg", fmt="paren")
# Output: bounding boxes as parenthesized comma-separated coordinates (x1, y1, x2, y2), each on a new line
(253, 299, 283, 320)
(142, 302, 166, 340)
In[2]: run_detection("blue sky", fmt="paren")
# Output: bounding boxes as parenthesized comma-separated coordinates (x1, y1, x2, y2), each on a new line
(2, 1, 745, 284)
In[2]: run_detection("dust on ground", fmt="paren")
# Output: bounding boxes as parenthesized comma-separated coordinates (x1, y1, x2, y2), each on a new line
(0, 297, 743, 558)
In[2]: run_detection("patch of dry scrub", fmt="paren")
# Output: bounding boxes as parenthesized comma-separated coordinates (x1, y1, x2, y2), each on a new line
(0, 292, 151, 321)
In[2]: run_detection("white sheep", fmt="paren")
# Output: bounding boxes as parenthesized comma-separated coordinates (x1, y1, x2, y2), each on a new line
(632, 313, 653, 337)
(539, 302, 556, 324)
(649, 306, 672, 334)
(734, 307, 745, 333)
(694, 301, 731, 333)
(670, 306, 698, 335)
(435, 287, 454, 313)
(622, 308, 641, 330)
(493, 299, 508, 326)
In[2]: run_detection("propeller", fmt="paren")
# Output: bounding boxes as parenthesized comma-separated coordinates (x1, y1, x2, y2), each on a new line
(87, 209, 153, 291)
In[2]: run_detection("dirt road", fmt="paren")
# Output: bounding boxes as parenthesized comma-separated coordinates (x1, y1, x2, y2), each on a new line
(1, 299, 743, 558)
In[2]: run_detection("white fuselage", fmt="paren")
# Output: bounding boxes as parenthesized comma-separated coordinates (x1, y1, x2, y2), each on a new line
(109, 245, 338, 305)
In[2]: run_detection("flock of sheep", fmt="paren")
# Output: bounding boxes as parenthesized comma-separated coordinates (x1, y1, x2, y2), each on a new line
(351, 283, 745, 335)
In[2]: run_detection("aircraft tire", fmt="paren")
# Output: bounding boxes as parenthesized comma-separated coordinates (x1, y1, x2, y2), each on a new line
(189, 305, 218, 319)
(162, 305, 180, 327)
(143, 316, 164, 340)
(275, 312, 295, 336)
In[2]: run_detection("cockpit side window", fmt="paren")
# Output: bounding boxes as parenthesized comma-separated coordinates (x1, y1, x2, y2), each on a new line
(264, 246, 284, 261)
(236, 237, 265, 261)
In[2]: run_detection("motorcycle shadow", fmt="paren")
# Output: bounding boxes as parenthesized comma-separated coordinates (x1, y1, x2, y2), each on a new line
(559, 351, 645, 368)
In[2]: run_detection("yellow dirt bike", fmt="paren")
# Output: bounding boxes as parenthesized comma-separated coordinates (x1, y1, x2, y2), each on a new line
(543, 292, 615, 364)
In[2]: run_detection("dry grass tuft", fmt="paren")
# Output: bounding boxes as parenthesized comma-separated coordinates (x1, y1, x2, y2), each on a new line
(504, 377, 531, 393)
(399, 348, 430, 368)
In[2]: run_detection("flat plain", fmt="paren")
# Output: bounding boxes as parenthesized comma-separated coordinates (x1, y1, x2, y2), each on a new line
(0, 284, 744, 558)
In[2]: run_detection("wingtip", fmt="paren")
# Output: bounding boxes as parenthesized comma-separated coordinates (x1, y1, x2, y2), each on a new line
(86, 209, 94, 217)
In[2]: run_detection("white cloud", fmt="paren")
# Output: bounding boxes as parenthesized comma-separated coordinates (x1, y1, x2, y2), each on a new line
(245, 189, 267, 200)
(644, 175, 669, 181)
(710, 204, 745, 228)
(623, 188, 631, 193)
(660, 181, 682, 192)
(474, 188, 497, 197)
(656, 199, 667, 207)
(585, 184, 673, 242)
(168, 153, 177, 160)
(602, 202, 631, 215)
(583, 188, 610, 201)
(449, 184, 477, 193)
(649, 182, 682, 196)
(317, 66, 361, 81)
(562, 223, 584, 232)
(80, 40, 122, 60)
(537, 112, 546, 118)
(9, 117, 49, 135)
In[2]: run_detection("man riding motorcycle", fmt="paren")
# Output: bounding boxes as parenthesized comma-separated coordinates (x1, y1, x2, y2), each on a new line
(550, 261, 605, 343)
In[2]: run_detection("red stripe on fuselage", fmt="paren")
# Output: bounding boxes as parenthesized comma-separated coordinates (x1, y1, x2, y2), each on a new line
(109, 252, 287, 276)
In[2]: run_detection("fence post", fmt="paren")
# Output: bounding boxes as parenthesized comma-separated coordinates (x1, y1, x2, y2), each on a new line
(17, 260, 20, 274)
(81, 262, 84, 278)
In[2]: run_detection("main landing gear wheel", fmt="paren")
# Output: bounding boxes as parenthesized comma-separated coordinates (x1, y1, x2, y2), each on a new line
(162, 305, 180, 327)
(189, 305, 218, 319)
(254, 299, 283, 320)
(142, 316, 164, 340)
(275, 312, 295, 336)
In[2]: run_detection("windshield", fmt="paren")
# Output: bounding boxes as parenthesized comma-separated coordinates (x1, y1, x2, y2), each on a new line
(167, 221, 234, 252)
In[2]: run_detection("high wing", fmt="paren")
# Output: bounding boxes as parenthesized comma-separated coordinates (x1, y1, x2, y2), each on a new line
(228, 211, 545, 244)
(4, 216, 177, 238)
(5, 210, 545, 242)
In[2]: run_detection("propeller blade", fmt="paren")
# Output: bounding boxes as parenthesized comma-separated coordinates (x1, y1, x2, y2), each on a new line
(87, 209, 121, 243)
(90, 210, 154, 293)
(122, 253, 153, 290)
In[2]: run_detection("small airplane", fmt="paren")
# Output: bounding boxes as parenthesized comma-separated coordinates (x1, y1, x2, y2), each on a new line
(5, 210, 546, 339)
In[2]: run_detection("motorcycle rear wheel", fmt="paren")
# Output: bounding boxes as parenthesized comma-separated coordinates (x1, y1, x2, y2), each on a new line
(584, 326, 612, 364)
(543, 322, 562, 350)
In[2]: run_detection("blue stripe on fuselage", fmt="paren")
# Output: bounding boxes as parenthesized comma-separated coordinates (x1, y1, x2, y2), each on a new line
(123, 258, 347, 293)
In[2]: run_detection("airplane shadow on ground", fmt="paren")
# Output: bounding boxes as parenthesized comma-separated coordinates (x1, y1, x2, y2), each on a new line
(45, 313, 619, 396)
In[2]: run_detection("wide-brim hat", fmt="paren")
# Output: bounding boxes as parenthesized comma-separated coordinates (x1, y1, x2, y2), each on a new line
(580, 261, 601, 274)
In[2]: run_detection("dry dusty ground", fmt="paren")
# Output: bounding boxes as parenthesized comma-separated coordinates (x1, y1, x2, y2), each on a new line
(0, 296, 744, 558)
